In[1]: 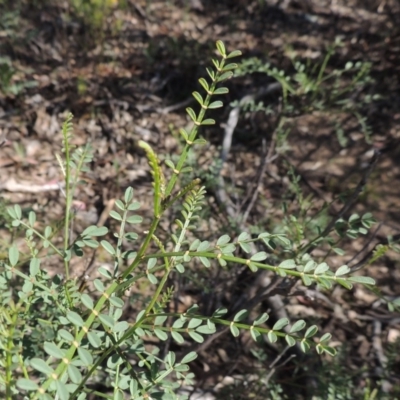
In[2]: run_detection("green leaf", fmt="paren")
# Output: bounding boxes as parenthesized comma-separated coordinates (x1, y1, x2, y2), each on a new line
(30, 358, 54, 375)
(28, 211, 36, 226)
(154, 329, 168, 341)
(77, 347, 93, 366)
(87, 331, 101, 348)
(300, 340, 310, 353)
(217, 71, 234, 82)
(110, 210, 122, 221)
(198, 78, 209, 92)
(115, 199, 125, 210)
(7, 206, 16, 219)
(165, 159, 175, 170)
(333, 247, 345, 256)
(126, 215, 143, 224)
(68, 364, 82, 384)
(323, 346, 337, 356)
(336, 278, 353, 290)
(304, 260, 316, 272)
(98, 266, 112, 279)
(154, 315, 168, 325)
(227, 50, 242, 59)
(14, 204, 22, 219)
(304, 325, 318, 338)
(176, 263, 185, 273)
(250, 327, 261, 342)
(180, 128, 189, 141)
(222, 63, 238, 71)
(230, 324, 240, 337)
(197, 240, 210, 252)
(148, 273, 158, 284)
(335, 265, 350, 276)
(145, 258, 156, 270)
(124, 187, 134, 203)
(192, 91, 204, 105)
(279, 259, 296, 269)
(208, 100, 223, 109)
(81, 294, 94, 310)
(206, 67, 215, 80)
(348, 276, 375, 285)
(216, 40, 226, 57)
(109, 297, 124, 308)
(114, 321, 129, 333)
(213, 307, 228, 318)
(181, 351, 197, 364)
(17, 378, 38, 391)
(251, 252, 267, 262)
(124, 232, 138, 241)
(268, 331, 277, 343)
(30, 258, 40, 276)
(253, 313, 269, 326)
(186, 107, 197, 122)
(213, 87, 229, 95)
(220, 243, 235, 254)
(349, 213, 360, 223)
(320, 332, 332, 343)
(318, 277, 332, 290)
(101, 240, 115, 255)
(82, 238, 99, 248)
(67, 311, 84, 327)
(127, 202, 141, 211)
(44, 342, 65, 359)
(56, 380, 69, 400)
(302, 275, 313, 286)
(273, 318, 289, 331)
(217, 234, 231, 246)
(82, 225, 108, 237)
(239, 242, 251, 253)
(136, 310, 145, 323)
(44, 226, 52, 238)
(314, 262, 329, 275)
(9, 246, 19, 267)
(234, 309, 248, 322)
(285, 335, 296, 347)
(199, 257, 210, 268)
(201, 118, 215, 125)
(248, 262, 258, 272)
(238, 232, 250, 241)
(167, 351, 176, 367)
(171, 331, 184, 344)
(173, 319, 185, 329)
(188, 318, 202, 329)
(188, 331, 204, 343)
(196, 324, 216, 334)
(58, 329, 74, 342)
(289, 320, 306, 333)
(93, 279, 105, 292)
(99, 314, 115, 328)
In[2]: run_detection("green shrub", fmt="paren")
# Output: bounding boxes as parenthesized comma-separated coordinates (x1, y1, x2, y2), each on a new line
(0, 41, 383, 400)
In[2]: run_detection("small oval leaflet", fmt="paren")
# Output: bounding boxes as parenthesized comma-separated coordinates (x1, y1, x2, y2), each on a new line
(66, 311, 84, 327)
(78, 347, 93, 366)
(44, 341, 65, 359)
(289, 319, 306, 333)
(17, 378, 38, 391)
(181, 351, 197, 364)
(272, 317, 289, 331)
(30, 358, 54, 375)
